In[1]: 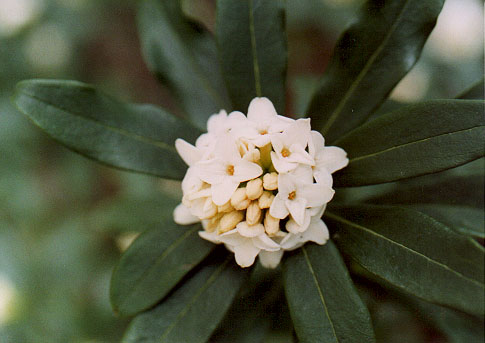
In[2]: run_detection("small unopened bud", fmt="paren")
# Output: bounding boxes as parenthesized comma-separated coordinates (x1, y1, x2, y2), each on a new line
(263, 172, 278, 190)
(231, 188, 250, 210)
(246, 178, 263, 200)
(219, 211, 244, 233)
(206, 213, 224, 233)
(246, 201, 262, 226)
(218, 201, 233, 213)
(258, 191, 275, 209)
(264, 212, 280, 236)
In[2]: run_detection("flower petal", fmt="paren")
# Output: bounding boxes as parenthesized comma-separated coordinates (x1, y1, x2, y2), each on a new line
(173, 203, 200, 224)
(258, 250, 284, 269)
(234, 240, 260, 268)
(288, 144, 315, 166)
(233, 159, 263, 182)
(271, 151, 298, 173)
(269, 192, 290, 219)
(314, 169, 333, 187)
(285, 197, 307, 226)
(196, 159, 227, 184)
(284, 118, 311, 147)
(317, 146, 349, 174)
(309, 130, 325, 157)
(199, 230, 222, 244)
(303, 218, 330, 245)
(252, 234, 280, 251)
(211, 178, 239, 205)
(175, 139, 201, 166)
(236, 222, 265, 237)
(247, 97, 278, 123)
(286, 210, 311, 234)
(299, 183, 334, 207)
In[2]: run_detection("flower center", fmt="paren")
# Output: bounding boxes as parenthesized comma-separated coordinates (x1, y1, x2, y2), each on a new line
(288, 191, 296, 200)
(226, 165, 235, 176)
(259, 129, 268, 135)
(281, 147, 290, 158)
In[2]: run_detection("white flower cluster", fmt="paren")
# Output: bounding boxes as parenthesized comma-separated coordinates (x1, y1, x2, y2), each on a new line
(173, 98, 348, 268)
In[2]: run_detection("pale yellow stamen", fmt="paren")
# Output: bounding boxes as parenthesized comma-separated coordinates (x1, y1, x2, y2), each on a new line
(258, 191, 275, 209)
(217, 201, 234, 213)
(246, 201, 262, 226)
(281, 147, 290, 158)
(263, 172, 278, 190)
(246, 178, 263, 200)
(226, 165, 235, 176)
(264, 212, 280, 236)
(231, 188, 250, 210)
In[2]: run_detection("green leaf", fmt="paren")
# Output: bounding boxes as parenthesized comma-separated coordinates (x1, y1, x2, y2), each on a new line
(364, 159, 484, 208)
(307, 0, 445, 143)
(333, 100, 485, 187)
(13, 79, 200, 180)
(122, 252, 250, 343)
(138, 0, 231, 128)
(110, 224, 214, 317)
(457, 78, 484, 100)
(325, 204, 485, 316)
(283, 242, 375, 343)
(408, 204, 485, 239)
(217, 0, 287, 113)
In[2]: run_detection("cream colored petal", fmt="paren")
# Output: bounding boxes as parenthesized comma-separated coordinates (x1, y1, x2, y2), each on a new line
(233, 240, 260, 268)
(258, 250, 284, 269)
(211, 178, 239, 206)
(175, 139, 201, 166)
(236, 221, 265, 238)
(173, 203, 200, 225)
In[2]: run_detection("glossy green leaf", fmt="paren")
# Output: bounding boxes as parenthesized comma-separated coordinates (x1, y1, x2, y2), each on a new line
(217, 0, 287, 113)
(122, 253, 250, 343)
(13, 79, 199, 180)
(283, 242, 375, 343)
(307, 0, 445, 143)
(110, 224, 214, 317)
(138, 0, 231, 128)
(408, 204, 485, 239)
(325, 204, 485, 315)
(457, 78, 484, 100)
(333, 100, 485, 187)
(365, 159, 484, 208)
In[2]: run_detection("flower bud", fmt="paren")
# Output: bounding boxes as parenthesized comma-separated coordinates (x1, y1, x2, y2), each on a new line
(206, 213, 224, 233)
(258, 191, 275, 209)
(231, 187, 250, 210)
(246, 201, 262, 226)
(263, 172, 278, 190)
(246, 178, 263, 200)
(244, 148, 261, 163)
(264, 212, 280, 236)
(217, 201, 233, 213)
(219, 211, 244, 233)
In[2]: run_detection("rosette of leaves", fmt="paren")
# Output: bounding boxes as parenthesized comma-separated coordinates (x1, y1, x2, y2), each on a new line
(12, 0, 484, 342)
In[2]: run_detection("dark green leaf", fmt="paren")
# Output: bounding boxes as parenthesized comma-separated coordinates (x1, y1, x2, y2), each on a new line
(217, 0, 287, 113)
(333, 100, 485, 187)
(122, 253, 250, 343)
(110, 224, 214, 317)
(325, 204, 485, 316)
(411, 299, 485, 343)
(13, 79, 199, 180)
(307, 0, 445, 143)
(364, 159, 484, 208)
(138, 0, 231, 128)
(457, 78, 484, 100)
(283, 242, 375, 343)
(408, 204, 485, 239)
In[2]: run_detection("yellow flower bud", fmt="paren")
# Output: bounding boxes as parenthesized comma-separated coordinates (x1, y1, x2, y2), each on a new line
(246, 201, 262, 226)
(258, 191, 275, 209)
(263, 172, 278, 190)
(206, 213, 224, 233)
(231, 187, 250, 210)
(246, 178, 263, 200)
(264, 212, 280, 236)
(217, 201, 233, 213)
(219, 211, 244, 234)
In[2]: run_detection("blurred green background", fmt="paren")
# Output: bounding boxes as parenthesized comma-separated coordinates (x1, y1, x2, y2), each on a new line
(0, 0, 483, 342)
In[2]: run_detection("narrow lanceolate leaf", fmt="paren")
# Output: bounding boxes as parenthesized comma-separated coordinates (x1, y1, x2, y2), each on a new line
(123, 253, 250, 343)
(457, 78, 484, 100)
(13, 79, 200, 180)
(283, 242, 375, 343)
(332, 100, 485, 187)
(408, 204, 485, 239)
(325, 204, 485, 316)
(138, 0, 231, 129)
(110, 224, 213, 317)
(217, 0, 287, 113)
(307, 0, 445, 143)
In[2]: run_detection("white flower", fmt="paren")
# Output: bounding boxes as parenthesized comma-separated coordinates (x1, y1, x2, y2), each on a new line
(270, 119, 315, 173)
(173, 97, 348, 268)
